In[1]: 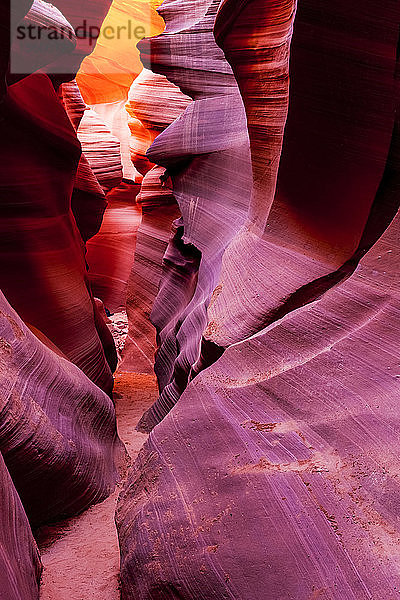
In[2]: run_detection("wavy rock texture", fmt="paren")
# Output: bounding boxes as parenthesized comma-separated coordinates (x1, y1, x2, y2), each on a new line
(117, 0, 400, 597)
(61, 79, 141, 317)
(206, 0, 399, 348)
(117, 117, 400, 597)
(76, 0, 165, 104)
(0, 451, 41, 600)
(86, 180, 142, 313)
(121, 168, 179, 373)
(121, 69, 191, 372)
(60, 81, 109, 243)
(136, 0, 252, 430)
(138, 0, 399, 428)
(0, 289, 120, 527)
(0, 71, 116, 393)
(77, 106, 123, 192)
(91, 99, 137, 181)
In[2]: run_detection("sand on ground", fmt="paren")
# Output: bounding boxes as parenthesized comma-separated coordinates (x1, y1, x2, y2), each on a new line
(37, 372, 158, 600)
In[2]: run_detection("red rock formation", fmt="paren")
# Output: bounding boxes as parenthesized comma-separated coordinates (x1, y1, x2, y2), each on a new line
(77, 106, 123, 192)
(0, 290, 120, 526)
(60, 81, 109, 243)
(0, 72, 116, 393)
(86, 180, 142, 313)
(117, 124, 400, 598)
(121, 68, 191, 372)
(136, 0, 252, 430)
(0, 451, 41, 600)
(207, 0, 399, 348)
(121, 168, 180, 373)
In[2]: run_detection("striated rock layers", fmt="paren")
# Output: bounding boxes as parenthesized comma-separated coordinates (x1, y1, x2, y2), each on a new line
(0, 450, 41, 600)
(0, 4, 123, 597)
(117, 0, 400, 598)
(0, 287, 120, 527)
(121, 68, 191, 373)
(0, 71, 116, 394)
(117, 123, 400, 599)
(206, 0, 400, 349)
(136, 0, 252, 429)
(136, 0, 399, 426)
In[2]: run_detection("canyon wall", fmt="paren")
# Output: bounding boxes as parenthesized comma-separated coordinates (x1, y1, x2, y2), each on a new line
(135, 0, 253, 430)
(1, 0, 399, 598)
(0, 4, 123, 596)
(116, 0, 400, 597)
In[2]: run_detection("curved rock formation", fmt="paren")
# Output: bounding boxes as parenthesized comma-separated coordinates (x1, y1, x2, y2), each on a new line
(0, 451, 41, 600)
(121, 68, 191, 372)
(206, 0, 400, 349)
(86, 180, 142, 313)
(76, 0, 165, 104)
(136, 0, 399, 430)
(0, 71, 116, 393)
(116, 0, 400, 597)
(117, 131, 400, 598)
(60, 81, 109, 243)
(77, 106, 123, 192)
(136, 0, 252, 430)
(0, 289, 120, 527)
(121, 168, 180, 373)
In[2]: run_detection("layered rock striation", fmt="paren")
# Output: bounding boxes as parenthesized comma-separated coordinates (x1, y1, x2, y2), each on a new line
(136, 0, 252, 430)
(117, 118, 400, 600)
(117, 0, 400, 597)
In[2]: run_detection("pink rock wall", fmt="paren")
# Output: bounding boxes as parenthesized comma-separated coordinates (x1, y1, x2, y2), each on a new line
(206, 0, 399, 349)
(116, 0, 400, 597)
(0, 289, 121, 527)
(0, 451, 41, 600)
(121, 69, 190, 372)
(136, 0, 252, 430)
(117, 118, 400, 600)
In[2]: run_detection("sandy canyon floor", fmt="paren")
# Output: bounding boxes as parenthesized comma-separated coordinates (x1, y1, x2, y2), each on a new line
(36, 372, 158, 600)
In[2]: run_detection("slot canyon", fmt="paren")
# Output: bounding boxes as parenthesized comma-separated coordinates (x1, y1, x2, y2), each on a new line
(1, 0, 400, 598)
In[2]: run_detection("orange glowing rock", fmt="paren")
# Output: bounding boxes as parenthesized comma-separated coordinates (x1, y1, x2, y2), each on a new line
(76, 0, 165, 104)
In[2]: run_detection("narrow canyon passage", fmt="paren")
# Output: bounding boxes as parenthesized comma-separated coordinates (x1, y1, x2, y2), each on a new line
(1, 2, 399, 600)
(37, 372, 157, 600)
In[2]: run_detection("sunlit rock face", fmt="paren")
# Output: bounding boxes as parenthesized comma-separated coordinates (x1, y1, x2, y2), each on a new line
(121, 69, 191, 372)
(0, 451, 41, 600)
(135, 0, 252, 430)
(116, 0, 400, 597)
(74, 2, 168, 337)
(76, 0, 165, 104)
(117, 127, 400, 600)
(0, 290, 120, 526)
(60, 81, 104, 238)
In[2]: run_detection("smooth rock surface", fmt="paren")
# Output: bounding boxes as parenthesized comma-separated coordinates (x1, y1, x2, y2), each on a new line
(0, 451, 41, 600)
(0, 289, 120, 526)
